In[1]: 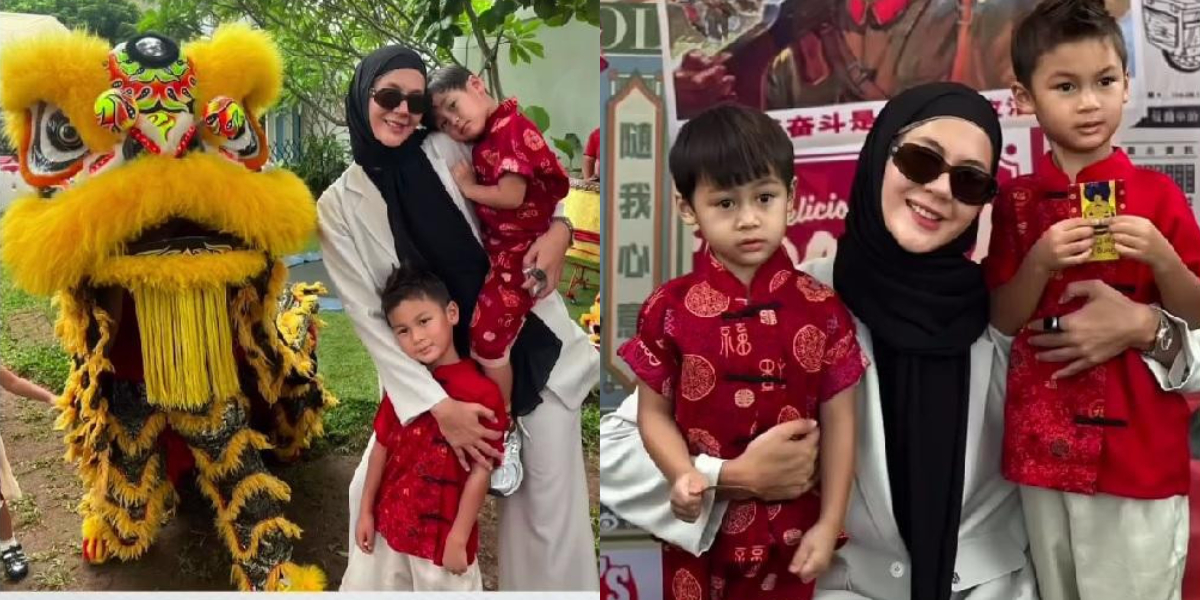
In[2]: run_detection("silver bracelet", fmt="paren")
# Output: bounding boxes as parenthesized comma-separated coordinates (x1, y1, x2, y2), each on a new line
(552, 215, 575, 243)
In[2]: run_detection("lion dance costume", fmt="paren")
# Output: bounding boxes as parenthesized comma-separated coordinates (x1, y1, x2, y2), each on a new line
(0, 25, 335, 590)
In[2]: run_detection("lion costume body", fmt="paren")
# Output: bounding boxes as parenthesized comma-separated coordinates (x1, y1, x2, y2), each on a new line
(0, 25, 335, 590)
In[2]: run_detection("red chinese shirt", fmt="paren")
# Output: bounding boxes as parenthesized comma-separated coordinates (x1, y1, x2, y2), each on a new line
(471, 97, 569, 248)
(618, 248, 866, 583)
(372, 360, 508, 564)
(984, 149, 1200, 498)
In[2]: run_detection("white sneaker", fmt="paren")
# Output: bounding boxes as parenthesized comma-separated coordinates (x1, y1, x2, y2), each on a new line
(489, 418, 528, 497)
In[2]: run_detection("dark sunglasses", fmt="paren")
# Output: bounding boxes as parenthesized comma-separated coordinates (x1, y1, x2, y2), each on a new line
(889, 142, 997, 205)
(370, 87, 429, 114)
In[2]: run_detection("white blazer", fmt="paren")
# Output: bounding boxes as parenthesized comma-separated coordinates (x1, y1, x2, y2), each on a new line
(599, 256, 1200, 600)
(316, 132, 599, 424)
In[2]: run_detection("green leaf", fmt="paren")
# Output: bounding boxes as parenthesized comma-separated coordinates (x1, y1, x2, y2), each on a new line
(532, 0, 559, 21)
(553, 137, 577, 161)
(515, 45, 531, 63)
(525, 40, 545, 58)
(508, 43, 519, 65)
(580, 0, 600, 26)
(523, 105, 551, 132)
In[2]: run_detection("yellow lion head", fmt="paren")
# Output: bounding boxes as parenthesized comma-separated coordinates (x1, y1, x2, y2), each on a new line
(0, 24, 312, 296)
(1, 25, 316, 409)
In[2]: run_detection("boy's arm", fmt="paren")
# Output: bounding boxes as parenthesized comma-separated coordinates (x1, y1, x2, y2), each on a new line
(1150, 256, 1200, 328)
(990, 217, 1095, 335)
(637, 382, 695, 484)
(989, 256, 1055, 335)
(0, 366, 57, 404)
(1108, 186, 1200, 328)
(359, 442, 388, 517)
(456, 168, 528, 210)
(461, 173, 528, 209)
(446, 464, 491, 551)
(815, 387, 855, 529)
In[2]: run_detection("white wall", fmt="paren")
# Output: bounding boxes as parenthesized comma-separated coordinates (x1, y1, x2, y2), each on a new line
(452, 14, 599, 170)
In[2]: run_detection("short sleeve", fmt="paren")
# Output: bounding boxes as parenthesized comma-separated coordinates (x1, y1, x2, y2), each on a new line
(497, 114, 569, 200)
(492, 116, 539, 181)
(818, 297, 867, 403)
(373, 394, 402, 450)
(1156, 177, 1200, 277)
(982, 186, 1025, 290)
(584, 128, 600, 158)
(617, 287, 680, 399)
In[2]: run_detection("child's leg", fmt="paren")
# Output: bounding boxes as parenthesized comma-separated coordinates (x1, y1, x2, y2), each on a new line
(1068, 491, 1187, 600)
(0, 492, 13, 543)
(1020, 485, 1079, 600)
(470, 260, 533, 412)
(481, 362, 514, 411)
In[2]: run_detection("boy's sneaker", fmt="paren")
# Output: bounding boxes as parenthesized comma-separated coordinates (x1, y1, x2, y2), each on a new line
(1, 543, 29, 582)
(489, 419, 528, 497)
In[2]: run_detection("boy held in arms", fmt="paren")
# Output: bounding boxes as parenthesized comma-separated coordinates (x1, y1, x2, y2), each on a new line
(985, 0, 1200, 597)
(426, 65, 570, 411)
(342, 266, 507, 591)
(618, 104, 865, 600)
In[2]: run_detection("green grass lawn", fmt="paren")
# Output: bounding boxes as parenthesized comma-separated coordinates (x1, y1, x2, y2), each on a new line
(0, 270, 69, 391)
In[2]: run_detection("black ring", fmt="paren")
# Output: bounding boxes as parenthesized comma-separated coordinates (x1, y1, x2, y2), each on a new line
(1042, 316, 1062, 332)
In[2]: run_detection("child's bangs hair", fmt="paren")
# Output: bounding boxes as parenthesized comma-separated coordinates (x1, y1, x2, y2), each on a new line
(381, 263, 452, 318)
(1011, 0, 1128, 88)
(427, 64, 473, 96)
(669, 104, 794, 203)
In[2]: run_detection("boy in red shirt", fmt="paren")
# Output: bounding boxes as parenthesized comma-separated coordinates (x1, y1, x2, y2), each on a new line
(619, 104, 865, 600)
(427, 65, 570, 410)
(583, 127, 600, 180)
(984, 0, 1200, 597)
(340, 266, 507, 591)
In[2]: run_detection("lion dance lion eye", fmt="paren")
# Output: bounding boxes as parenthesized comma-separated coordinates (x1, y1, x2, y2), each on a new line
(25, 102, 89, 183)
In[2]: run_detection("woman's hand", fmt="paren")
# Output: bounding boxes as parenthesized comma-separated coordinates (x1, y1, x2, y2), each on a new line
(1026, 279, 1158, 379)
(431, 397, 504, 470)
(522, 219, 571, 299)
(721, 419, 819, 501)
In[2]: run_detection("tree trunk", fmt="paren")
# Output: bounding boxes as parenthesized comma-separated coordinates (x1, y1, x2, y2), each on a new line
(463, 1, 505, 98)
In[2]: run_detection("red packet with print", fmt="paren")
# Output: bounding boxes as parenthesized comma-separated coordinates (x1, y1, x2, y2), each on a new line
(1077, 179, 1122, 262)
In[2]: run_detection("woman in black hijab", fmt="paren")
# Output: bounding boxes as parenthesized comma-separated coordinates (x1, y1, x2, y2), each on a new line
(321, 45, 600, 590)
(831, 82, 1002, 600)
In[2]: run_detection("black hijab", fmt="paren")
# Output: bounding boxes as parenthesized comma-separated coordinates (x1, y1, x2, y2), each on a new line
(347, 46, 560, 416)
(833, 82, 1001, 600)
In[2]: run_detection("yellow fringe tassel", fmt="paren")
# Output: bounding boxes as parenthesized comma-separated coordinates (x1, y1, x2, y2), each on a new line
(131, 284, 239, 409)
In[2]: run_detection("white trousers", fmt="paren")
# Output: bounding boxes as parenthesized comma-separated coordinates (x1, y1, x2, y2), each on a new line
(339, 532, 482, 591)
(497, 389, 599, 591)
(1021, 485, 1188, 600)
(346, 389, 598, 591)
